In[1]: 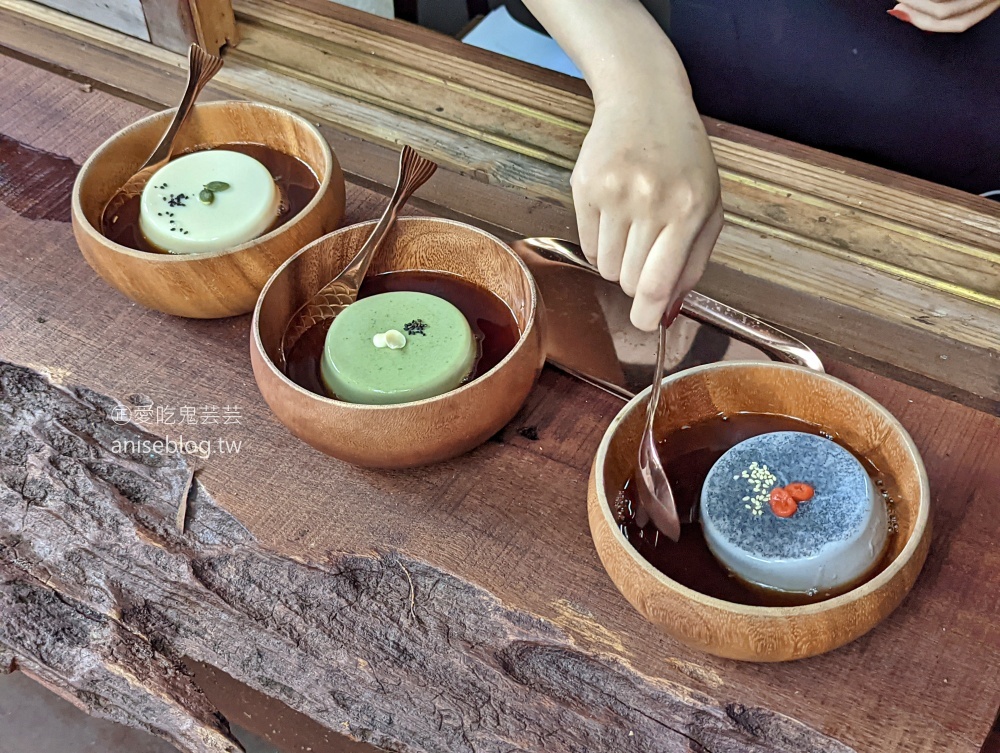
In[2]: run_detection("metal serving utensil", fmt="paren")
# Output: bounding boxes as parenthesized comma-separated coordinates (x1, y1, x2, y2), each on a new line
(279, 145, 437, 367)
(512, 238, 824, 374)
(101, 44, 223, 225)
(636, 321, 681, 539)
(513, 237, 825, 541)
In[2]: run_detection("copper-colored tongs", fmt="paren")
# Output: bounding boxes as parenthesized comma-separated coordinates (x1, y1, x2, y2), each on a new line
(514, 237, 824, 375)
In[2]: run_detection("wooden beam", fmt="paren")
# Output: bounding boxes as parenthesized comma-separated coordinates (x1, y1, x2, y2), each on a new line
(140, 0, 238, 55)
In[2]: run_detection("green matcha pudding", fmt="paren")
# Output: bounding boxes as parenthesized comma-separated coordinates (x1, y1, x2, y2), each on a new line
(320, 291, 478, 405)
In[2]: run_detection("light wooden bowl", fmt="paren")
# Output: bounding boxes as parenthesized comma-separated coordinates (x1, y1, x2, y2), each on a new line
(251, 217, 545, 468)
(72, 100, 346, 318)
(589, 361, 931, 662)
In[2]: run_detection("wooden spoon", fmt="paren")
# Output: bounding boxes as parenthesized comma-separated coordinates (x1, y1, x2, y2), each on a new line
(278, 145, 437, 368)
(101, 44, 224, 228)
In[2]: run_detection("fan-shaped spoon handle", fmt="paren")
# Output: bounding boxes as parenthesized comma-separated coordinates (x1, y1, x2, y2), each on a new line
(279, 145, 437, 367)
(142, 44, 224, 169)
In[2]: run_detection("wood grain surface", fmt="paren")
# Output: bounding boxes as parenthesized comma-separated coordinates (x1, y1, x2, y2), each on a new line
(1, 55, 999, 753)
(142, 0, 238, 55)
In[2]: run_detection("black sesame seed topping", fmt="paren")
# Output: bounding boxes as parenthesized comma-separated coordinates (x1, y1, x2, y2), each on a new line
(403, 319, 428, 336)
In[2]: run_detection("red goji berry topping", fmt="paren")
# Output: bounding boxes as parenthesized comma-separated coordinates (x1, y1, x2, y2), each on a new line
(769, 487, 798, 518)
(785, 482, 815, 502)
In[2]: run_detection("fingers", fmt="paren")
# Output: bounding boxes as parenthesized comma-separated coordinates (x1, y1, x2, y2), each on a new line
(890, 0, 1000, 31)
(671, 201, 725, 306)
(899, 0, 992, 18)
(573, 186, 600, 265)
(596, 213, 631, 281)
(619, 222, 665, 297)
(628, 201, 724, 331)
(628, 220, 702, 332)
(628, 226, 690, 332)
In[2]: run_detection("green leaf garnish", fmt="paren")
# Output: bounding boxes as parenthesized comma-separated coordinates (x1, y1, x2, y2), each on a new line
(199, 188, 215, 205)
(205, 181, 230, 192)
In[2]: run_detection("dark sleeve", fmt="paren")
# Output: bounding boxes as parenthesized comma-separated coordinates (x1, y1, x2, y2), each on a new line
(491, 0, 1000, 194)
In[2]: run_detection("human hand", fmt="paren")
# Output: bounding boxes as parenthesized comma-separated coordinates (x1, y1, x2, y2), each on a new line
(889, 0, 1000, 32)
(572, 90, 724, 331)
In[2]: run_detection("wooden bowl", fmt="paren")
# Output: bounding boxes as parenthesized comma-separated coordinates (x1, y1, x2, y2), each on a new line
(251, 217, 545, 468)
(72, 100, 346, 318)
(589, 362, 931, 662)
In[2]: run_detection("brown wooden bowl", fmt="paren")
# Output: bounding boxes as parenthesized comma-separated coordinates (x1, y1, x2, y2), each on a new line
(589, 361, 931, 662)
(251, 217, 545, 468)
(72, 100, 346, 318)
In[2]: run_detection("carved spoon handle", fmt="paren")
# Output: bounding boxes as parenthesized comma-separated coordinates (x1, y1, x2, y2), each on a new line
(279, 145, 437, 367)
(142, 44, 224, 169)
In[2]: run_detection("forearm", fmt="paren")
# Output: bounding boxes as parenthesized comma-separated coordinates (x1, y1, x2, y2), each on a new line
(521, 0, 692, 106)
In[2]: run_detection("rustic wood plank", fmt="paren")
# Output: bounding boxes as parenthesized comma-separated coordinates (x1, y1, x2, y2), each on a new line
(0, 55, 999, 753)
(189, 0, 239, 54)
(1, 0, 998, 413)
(0, 360, 858, 753)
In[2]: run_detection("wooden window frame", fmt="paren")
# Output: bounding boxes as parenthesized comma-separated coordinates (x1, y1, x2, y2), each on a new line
(30, 0, 237, 54)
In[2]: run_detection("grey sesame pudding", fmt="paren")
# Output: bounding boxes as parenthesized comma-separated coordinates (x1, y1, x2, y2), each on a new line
(701, 431, 889, 596)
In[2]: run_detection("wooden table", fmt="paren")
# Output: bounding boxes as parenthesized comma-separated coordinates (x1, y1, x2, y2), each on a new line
(1, 54, 999, 753)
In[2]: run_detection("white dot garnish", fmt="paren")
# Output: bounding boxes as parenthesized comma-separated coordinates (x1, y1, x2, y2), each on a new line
(385, 330, 406, 349)
(373, 329, 407, 350)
